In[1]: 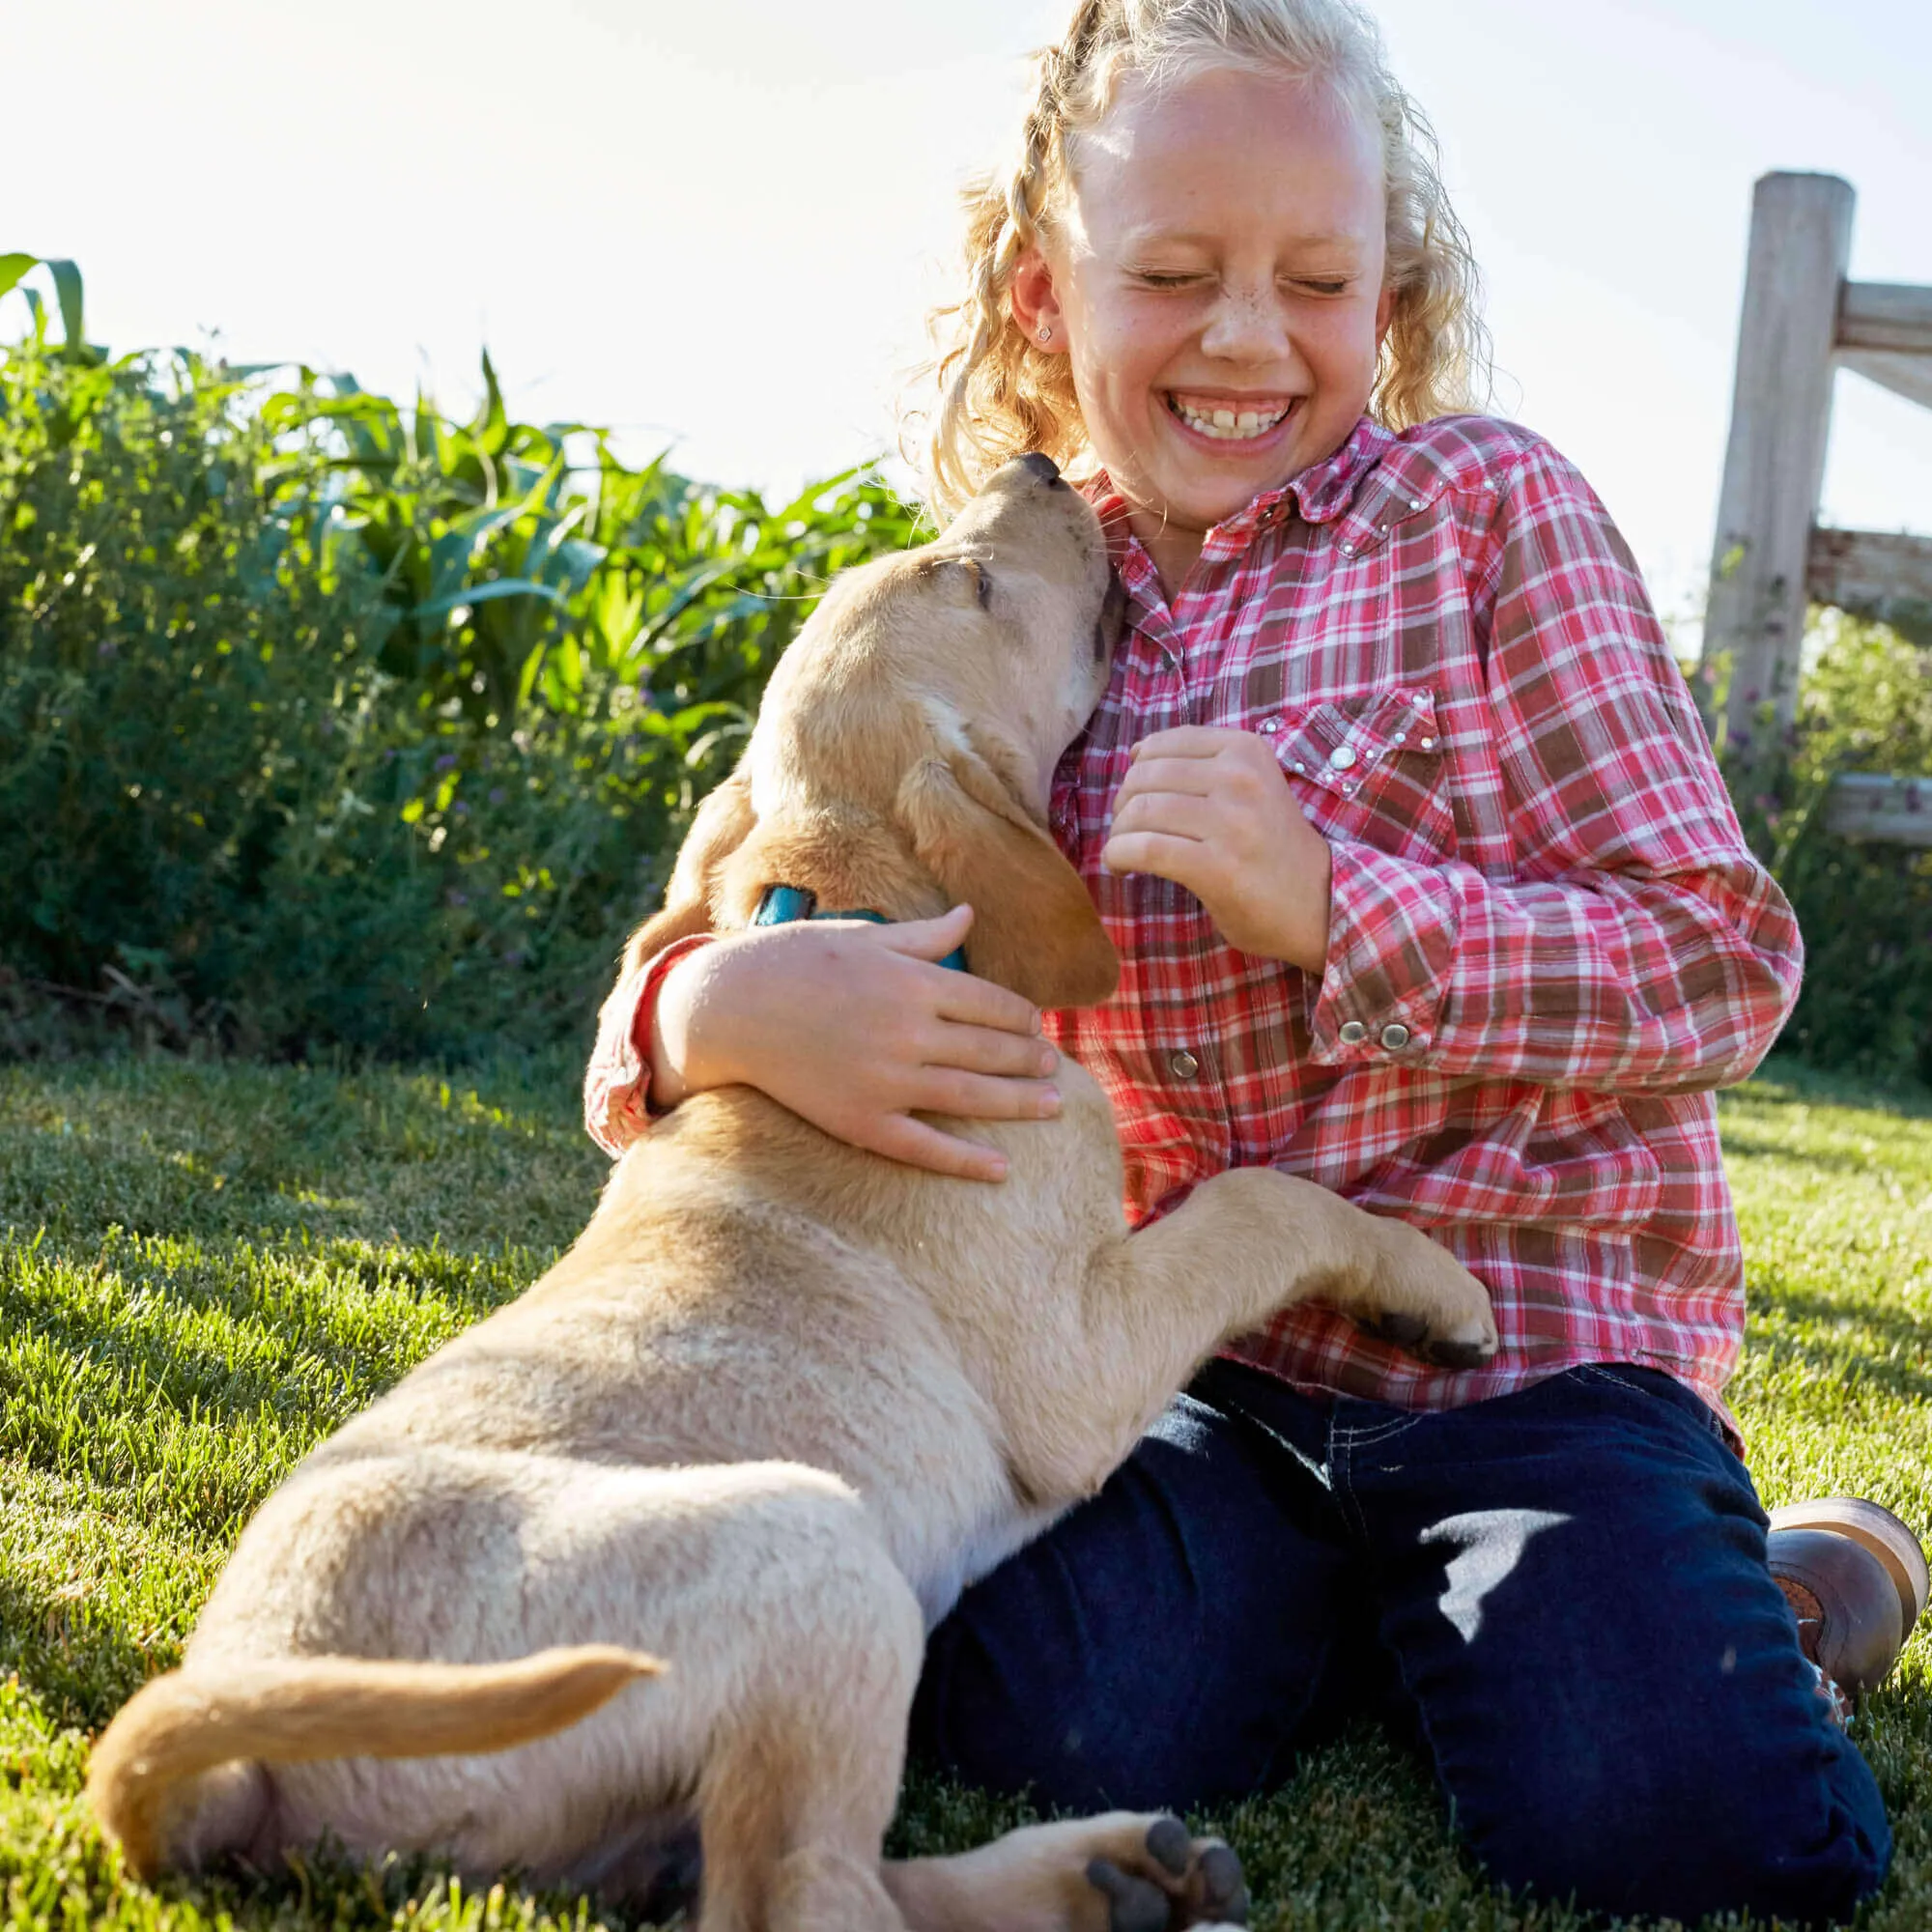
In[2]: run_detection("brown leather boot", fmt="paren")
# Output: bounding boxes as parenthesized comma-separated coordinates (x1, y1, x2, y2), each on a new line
(1768, 1496, 1929, 1703)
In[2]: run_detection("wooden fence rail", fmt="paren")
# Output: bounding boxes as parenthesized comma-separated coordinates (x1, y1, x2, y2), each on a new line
(1701, 172, 1932, 845)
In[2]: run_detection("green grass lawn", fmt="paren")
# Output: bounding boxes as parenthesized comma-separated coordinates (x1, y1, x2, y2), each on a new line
(2, 1052, 1929, 1930)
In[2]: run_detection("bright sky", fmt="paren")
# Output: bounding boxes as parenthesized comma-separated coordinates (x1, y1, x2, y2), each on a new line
(7, 0, 1930, 632)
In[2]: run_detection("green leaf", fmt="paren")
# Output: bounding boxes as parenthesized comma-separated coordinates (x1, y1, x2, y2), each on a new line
(44, 258, 84, 352)
(517, 640, 548, 707)
(550, 536, 607, 600)
(474, 349, 509, 456)
(411, 578, 570, 622)
(0, 252, 36, 301)
(427, 497, 533, 606)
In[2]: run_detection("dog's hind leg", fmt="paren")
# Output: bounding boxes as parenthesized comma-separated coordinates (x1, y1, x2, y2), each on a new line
(764, 1846, 910, 1932)
(690, 1494, 923, 1932)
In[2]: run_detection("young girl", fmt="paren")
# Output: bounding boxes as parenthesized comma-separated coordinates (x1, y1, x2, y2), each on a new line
(584, 2, 1922, 1919)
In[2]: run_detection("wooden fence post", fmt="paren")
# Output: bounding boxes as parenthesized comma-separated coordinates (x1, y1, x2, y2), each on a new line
(1704, 172, 1856, 755)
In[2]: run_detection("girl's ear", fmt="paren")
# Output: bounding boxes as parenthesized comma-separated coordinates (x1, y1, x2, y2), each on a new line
(1009, 246, 1065, 352)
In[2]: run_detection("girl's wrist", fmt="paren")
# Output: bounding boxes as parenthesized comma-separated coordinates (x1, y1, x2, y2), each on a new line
(646, 1004, 692, 1110)
(1273, 831, 1334, 974)
(648, 946, 728, 1109)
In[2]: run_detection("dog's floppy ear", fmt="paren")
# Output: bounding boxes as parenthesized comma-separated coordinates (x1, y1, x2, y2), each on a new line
(896, 732, 1118, 1010)
(617, 764, 757, 978)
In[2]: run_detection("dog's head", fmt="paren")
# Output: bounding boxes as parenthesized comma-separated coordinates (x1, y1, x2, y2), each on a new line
(623, 454, 1124, 1009)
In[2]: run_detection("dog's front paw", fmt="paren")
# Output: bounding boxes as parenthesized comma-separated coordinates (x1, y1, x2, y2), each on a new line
(1358, 1216, 1498, 1369)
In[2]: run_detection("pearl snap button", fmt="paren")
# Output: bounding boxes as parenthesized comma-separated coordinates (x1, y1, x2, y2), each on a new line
(1260, 718, 1279, 734)
(1380, 1023, 1412, 1050)
(1328, 746, 1357, 771)
(1338, 1021, 1368, 1044)
(1168, 1048, 1199, 1080)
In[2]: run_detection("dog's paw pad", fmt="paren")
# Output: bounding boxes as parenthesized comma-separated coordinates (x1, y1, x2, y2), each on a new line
(1145, 1815, 1192, 1877)
(1087, 1857, 1173, 1932)
(1082, 1824, 1249, 1931)
(1194, 1842, 1249, 1923)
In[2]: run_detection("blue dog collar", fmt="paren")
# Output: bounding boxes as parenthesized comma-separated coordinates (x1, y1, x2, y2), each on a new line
(753, 885, 968, 972)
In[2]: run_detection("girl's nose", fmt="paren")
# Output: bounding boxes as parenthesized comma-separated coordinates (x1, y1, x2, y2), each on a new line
(1200, 286, 1293, 363)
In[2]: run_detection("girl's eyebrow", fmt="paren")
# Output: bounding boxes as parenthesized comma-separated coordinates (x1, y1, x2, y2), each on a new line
(1117, 223, 1366, 255)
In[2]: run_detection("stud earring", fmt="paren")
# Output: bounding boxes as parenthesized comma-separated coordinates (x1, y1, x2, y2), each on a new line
(1037, 324, 1053, 345)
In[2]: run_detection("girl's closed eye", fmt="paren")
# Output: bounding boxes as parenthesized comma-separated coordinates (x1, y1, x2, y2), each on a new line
(1128, 270, 1353, 298)
(1126, 267, 1211, 290)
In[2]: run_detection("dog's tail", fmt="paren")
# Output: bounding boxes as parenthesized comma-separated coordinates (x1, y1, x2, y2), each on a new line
(87, 1643, 664, 1879)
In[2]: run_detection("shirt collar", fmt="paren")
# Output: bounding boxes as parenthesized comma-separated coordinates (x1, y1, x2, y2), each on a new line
(1286, 413, 1394, 525)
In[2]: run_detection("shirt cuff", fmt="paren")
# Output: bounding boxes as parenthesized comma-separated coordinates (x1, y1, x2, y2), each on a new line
(582, 933, 715, 1157)
(1306, 838, 1460, 1066)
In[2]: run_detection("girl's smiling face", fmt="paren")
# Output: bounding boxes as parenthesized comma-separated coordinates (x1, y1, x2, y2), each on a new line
(1013, 65, 1394, 588)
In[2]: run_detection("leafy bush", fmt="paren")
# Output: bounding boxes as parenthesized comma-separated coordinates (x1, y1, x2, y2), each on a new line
(1734, 613, 1932, 1085)
(0, 262, 921, 1060)
(0, 332, 389, 1039)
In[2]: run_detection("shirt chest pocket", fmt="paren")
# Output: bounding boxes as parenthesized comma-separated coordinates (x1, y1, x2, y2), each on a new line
(1265, 685, 1458, 864)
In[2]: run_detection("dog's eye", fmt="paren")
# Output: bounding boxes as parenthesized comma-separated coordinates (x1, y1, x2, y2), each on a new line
(973, 565, 994, 612)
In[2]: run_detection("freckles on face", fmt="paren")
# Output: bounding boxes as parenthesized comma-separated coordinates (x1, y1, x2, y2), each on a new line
(1048, 66, 1391, 567)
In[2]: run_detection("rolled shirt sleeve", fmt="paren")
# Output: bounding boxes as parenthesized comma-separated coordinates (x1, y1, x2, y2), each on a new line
(1307, 442, 1803, 1093)
(582, 933, 714, 1156)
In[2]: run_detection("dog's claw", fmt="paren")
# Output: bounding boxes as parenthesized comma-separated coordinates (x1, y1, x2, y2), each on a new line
(1363, 1312, 1430, 1350)
(1086, 1857, 1174, 1932)
(1421, 1338, 1492, 1371)
(1198, 1842, 1250, 1922)
(1364, 1313, 1496, 1369)
(1145, 1814, 1191, 1877)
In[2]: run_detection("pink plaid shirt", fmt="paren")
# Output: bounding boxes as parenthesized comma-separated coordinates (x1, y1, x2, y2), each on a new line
(585, 414, 1802, 1426)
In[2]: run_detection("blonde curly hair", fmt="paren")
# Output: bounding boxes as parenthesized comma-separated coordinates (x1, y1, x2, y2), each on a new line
(909, 0, 1492, 520)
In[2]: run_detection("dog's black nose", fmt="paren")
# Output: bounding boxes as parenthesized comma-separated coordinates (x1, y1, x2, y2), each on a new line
(1017, 451, 1063, 487)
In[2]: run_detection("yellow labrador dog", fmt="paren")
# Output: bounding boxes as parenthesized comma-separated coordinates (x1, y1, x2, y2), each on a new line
(89, 455, 1497, 1932)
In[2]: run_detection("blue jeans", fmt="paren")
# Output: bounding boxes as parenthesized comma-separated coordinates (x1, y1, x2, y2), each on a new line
(909, 1359, 1890, 1925)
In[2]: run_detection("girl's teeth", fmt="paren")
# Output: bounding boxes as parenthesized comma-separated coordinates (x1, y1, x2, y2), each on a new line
(1170, 396, 1288, 440)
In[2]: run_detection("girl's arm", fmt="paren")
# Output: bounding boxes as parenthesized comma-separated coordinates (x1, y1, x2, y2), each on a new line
(582, 908, 1063, 1179)
(1102, 440, 1799, 1095)
(582, 932, 715, 1156)
(1303, 440, 1801, 1093)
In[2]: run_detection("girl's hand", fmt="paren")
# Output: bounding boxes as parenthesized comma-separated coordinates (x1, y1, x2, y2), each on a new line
(648, 904, 1061, 1182)
(1101, 725, 1333, 971)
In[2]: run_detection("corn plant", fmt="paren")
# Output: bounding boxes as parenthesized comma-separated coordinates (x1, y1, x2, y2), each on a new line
(264, 360, 922, 745)
(1, 258, 926, 1059)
